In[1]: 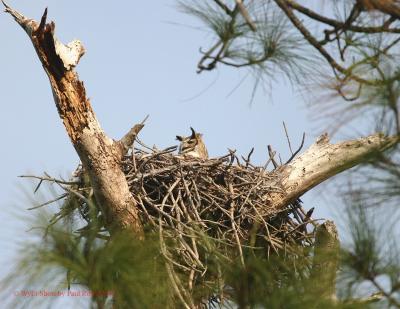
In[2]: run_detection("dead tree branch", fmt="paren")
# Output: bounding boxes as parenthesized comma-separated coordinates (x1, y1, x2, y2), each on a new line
(269, 133, 399, 210)
(3, 1, 143, 235)
(311, 220, 339, 301)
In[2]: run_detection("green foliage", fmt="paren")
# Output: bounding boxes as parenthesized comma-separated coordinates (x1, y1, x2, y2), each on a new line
(5, 189, 400, 308)
(180, 0, 400, 127)
(179, 0, 316, 101)
(339, 200, 400, 307)
(2, 211, 172, 309)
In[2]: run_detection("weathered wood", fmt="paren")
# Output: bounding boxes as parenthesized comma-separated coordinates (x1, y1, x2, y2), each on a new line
(270, 133, 398, 210)
(311, 220, 339, 301)
(3, 1, 142, 235)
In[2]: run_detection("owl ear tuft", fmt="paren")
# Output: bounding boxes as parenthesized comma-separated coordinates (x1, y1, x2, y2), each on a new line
(190, 127, 196, 138)
(176, 135, 183, 141)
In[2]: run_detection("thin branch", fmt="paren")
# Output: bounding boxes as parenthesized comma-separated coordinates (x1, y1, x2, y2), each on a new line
(235, 0, 257, 31)
(370, 278, 400, 307)
(213, 0, 232, 16)
(268, 145, 279, 169)
(197, 41, 223, 73)
(287, 0, 400, 34)
(27, 193, 69, 210)
(283, 121, 293, 155)
(197, 1, 242, 73)
(273, 0, 373, 86)
(285, 132, 305, 164)
(19, 175, 80, 185)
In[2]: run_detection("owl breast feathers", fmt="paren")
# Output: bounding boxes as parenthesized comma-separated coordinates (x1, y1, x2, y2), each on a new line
(176, 127, 209, 160)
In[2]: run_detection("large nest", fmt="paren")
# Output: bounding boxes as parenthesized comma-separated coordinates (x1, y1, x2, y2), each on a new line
(123, 141, 316, 247)
(128, 141, 314, 300)
(45, 139, 318, 305)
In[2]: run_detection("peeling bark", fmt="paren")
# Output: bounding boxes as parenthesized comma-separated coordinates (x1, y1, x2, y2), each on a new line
(3, 1, 142, 235)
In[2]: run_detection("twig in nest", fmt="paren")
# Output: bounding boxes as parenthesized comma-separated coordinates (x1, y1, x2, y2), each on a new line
(285, 132, 306, 164)
(268, 145, 279, 169)
(241, 147, 254, 168)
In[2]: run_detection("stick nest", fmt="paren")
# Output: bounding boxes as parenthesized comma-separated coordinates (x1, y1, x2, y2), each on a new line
(126, 142, 314, 300)
(47, 141, 317, 305)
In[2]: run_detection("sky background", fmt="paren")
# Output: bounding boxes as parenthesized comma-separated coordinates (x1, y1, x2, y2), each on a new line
(0, 1, 357, 307)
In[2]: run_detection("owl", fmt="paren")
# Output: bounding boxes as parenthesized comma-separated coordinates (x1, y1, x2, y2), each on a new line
(176, 127, 209, 159)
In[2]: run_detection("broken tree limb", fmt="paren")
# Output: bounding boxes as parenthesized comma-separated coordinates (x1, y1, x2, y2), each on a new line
(119, 115, 148, 155)
(269, 133, 399, 210)
(3, 1, 143, 235)
(311, 220, 339, 301)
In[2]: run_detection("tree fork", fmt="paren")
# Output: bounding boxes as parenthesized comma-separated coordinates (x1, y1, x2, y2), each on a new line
(2, 1, 143, 235)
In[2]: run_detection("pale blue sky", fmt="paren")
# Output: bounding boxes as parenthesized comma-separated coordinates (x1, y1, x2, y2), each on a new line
(0, 1, 347, 307)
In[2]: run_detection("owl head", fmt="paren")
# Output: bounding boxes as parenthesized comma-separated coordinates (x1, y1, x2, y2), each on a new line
(176, 127, 208, 159)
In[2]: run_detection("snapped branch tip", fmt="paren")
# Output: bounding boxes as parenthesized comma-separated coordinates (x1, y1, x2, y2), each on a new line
(2, 1, 31, 31)
(38, 7, 48, 31)
(140, 114, 150, 125)
(1, 0, 9, 9)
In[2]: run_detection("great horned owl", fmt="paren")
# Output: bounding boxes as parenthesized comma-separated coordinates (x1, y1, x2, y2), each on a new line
(176, 127, 209, 159)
